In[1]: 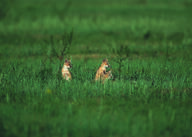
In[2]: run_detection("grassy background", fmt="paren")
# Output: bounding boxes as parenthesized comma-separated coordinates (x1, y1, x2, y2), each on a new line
(0, 0, 192, 137)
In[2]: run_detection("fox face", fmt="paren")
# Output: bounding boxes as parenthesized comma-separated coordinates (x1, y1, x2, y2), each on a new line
(64, 59, 72, 69)
(101, 59, 110, 69)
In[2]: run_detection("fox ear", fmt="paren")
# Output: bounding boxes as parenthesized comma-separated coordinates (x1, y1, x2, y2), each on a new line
(103, 58, 108, 62)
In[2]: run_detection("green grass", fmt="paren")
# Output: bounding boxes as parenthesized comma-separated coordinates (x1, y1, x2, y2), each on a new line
(0, 0, 192, 137)
(0, 58, 192, 137)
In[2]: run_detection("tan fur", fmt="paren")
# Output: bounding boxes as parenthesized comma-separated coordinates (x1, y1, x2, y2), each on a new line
(62, 59, 72, 80)
(95, 59, 112, 83)
(100, 70, 112, 83)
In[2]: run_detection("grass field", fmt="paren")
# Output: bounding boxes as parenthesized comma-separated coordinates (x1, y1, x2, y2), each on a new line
(0, 0, 192, 137)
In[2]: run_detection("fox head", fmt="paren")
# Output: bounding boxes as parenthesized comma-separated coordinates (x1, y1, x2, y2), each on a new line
(64, 59, 72, 69)
(101, 59, 110, 68)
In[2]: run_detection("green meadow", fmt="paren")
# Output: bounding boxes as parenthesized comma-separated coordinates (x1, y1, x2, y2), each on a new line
(0, 0, 192, 136)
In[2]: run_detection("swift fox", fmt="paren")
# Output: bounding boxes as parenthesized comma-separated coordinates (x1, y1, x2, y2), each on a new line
(95, 59, 112, 83)
(62, 59, 72, 80)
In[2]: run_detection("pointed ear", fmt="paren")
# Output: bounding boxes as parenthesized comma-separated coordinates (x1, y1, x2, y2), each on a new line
(103, 58, 108, 62)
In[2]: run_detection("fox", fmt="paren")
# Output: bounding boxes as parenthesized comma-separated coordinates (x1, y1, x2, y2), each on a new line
(95, 59, 112, 83)
(61, 59, 72, 80)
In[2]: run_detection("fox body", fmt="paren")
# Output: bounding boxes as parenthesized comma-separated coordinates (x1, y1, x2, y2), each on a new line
(95, 59, 112, 83)
(62, 59, 72, 80)
(100, 70, 112, 82)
